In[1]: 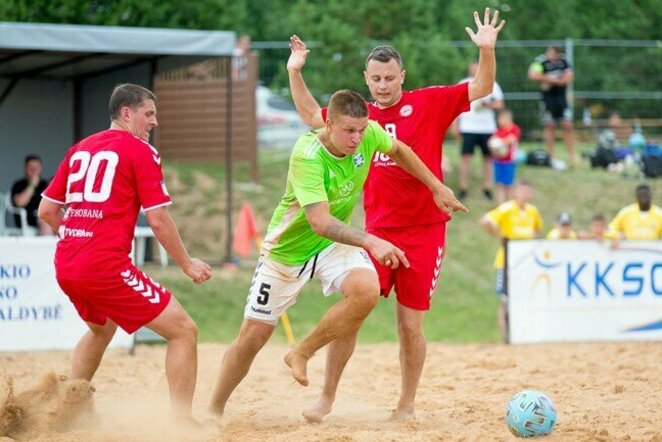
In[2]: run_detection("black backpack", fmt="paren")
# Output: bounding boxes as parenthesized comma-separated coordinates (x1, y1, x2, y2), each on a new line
(642, 155, 662, 178)
(590, 146, 619, 169)
(526, 149, 551, 167)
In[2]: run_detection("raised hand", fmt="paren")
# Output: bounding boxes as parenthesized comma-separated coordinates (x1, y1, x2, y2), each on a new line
(465, 7, 506, 50)
(287, 35, 310, 72)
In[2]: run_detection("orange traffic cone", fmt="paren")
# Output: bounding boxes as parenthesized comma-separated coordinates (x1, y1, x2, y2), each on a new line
(233, 203, 261, 258)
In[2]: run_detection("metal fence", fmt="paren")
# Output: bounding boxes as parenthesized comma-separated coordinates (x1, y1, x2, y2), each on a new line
(252, 39, 662, 142)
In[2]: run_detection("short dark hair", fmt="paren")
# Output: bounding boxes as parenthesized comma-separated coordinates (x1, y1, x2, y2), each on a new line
(636, 183, 651, 193)
(365, 45, 403, 69)
(24, 154, 41, 164)
(591, 214, 606, 222)
(108, 83, 156, 121)
(327, 90, 368, 120)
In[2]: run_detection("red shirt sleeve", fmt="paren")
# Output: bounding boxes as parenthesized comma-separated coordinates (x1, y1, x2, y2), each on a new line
(133, 142, 172, 211)
(42, 148, 73, 205)
(429, 82, 471, 124)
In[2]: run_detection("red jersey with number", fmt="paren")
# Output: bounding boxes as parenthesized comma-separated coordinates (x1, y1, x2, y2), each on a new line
(493, 123, 521, 163)
(42, 129, 171, 280)
(323, 83, 470, 228)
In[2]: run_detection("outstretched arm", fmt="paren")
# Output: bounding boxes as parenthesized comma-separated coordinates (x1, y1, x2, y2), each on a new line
(466, 8, 506, 102)
(304, 201, 408, 269)
(387, 139, 468, 215)
(287, 35, 325, 128)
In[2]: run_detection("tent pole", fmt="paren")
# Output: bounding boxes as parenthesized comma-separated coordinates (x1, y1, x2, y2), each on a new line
(224, 56, 234, 264)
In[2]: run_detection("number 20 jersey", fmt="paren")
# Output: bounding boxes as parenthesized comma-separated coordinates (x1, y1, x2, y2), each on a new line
(42, 129, 171, 280)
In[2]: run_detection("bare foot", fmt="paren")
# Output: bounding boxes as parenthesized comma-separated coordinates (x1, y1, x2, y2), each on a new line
(284, 349, 310, 386)
(302, 397, 333, 423)
(208, 404, 224, 419)
(388, 408, 416, 422)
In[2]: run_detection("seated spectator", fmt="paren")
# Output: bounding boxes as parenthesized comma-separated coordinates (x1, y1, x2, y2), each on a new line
(578, 214, 616, 240)
(609, 184, 662, 240)
(11, 154, 51, 235)
(546, 212, 577, 239)
(607, 110, 632, 144)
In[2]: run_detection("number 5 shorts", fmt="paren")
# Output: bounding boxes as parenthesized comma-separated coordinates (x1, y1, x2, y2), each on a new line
(244, 242, 376, 325)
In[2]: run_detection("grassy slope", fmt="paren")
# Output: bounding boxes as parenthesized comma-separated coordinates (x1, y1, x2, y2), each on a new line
(151, 141, 660, 344)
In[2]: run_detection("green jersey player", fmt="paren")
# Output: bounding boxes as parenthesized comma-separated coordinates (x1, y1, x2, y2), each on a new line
(209, 89, 466, 417)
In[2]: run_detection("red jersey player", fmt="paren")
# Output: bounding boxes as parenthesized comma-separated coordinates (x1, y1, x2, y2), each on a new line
(287, 8, 505, 421)
(38, 83, 212, 420)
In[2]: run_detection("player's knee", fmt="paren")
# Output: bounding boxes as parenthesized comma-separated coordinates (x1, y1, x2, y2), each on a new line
(170, 315, 198, 344)
(91, 321, 117, 342)
(238, 320, 274, 352)
(353, 283, 379, 312)
(397, 318, 423, 339)
(182, 318, 199, 342)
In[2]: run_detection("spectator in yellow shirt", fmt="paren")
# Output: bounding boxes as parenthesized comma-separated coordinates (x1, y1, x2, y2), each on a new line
(609, 184, 662, 240)
(546, 212, 577, 239)
(578, 214, 616, 241)
(480, 181, 542, 342)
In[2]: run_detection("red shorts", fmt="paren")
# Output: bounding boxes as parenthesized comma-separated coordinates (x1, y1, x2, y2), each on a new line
(367, 222, 446, 311)
(57, 265, 172, 334)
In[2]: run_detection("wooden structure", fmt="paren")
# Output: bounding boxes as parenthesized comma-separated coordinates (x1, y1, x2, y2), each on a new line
(154, 54, 259, 181)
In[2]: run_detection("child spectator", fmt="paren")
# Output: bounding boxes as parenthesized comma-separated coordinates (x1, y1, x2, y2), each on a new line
(490, 109, 521, 204)
(546, 212, 577, 239)
(578, 214, 615, 240)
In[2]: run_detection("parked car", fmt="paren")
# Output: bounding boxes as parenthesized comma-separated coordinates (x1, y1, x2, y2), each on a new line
(256, 85, 309, 149)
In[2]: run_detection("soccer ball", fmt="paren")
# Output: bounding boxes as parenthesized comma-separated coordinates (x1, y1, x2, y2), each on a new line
(506, 390, 557, 438)
(488, 136, 508, 159)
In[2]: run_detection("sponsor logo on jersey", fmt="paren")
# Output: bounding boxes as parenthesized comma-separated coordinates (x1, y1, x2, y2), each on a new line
(372, 151, 396, 167)
(399, 104, 413, 117)
(338, 181, 355, 197)
(64, 208, 104, 220)
(352, 153, 364, 168)
(59, 227, 94, 238)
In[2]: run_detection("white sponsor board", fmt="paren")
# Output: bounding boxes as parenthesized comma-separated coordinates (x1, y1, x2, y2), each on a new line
(0, 237, 133, 351)
(508, 240, 662, 343)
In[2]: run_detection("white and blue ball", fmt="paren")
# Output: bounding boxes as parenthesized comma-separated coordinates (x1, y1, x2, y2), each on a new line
(506, 390, 556, 438)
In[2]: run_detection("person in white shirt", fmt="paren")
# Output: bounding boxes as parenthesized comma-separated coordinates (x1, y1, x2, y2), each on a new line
(455, 62, 504, 201)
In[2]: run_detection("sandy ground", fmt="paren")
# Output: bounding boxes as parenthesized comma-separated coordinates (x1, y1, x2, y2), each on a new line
(1, 341, 662, 441)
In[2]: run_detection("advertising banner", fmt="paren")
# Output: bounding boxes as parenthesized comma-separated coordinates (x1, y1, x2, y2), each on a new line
(508, 240, 662, 343)
(0, 237, 132, 351)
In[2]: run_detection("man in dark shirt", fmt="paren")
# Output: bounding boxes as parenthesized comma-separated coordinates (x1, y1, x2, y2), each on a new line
(528, 46, 576, 168)
(11, 154, 51, 235)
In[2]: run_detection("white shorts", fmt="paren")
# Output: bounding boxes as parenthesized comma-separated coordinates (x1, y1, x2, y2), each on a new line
(244, 243, 375, 325)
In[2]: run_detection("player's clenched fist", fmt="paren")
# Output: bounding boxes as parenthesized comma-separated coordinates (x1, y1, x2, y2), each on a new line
(184, 258, 213, 284)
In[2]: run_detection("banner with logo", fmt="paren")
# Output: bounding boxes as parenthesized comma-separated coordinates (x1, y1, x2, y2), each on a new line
(508, 240, 662, 343)
(0, 237, 133, 351)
